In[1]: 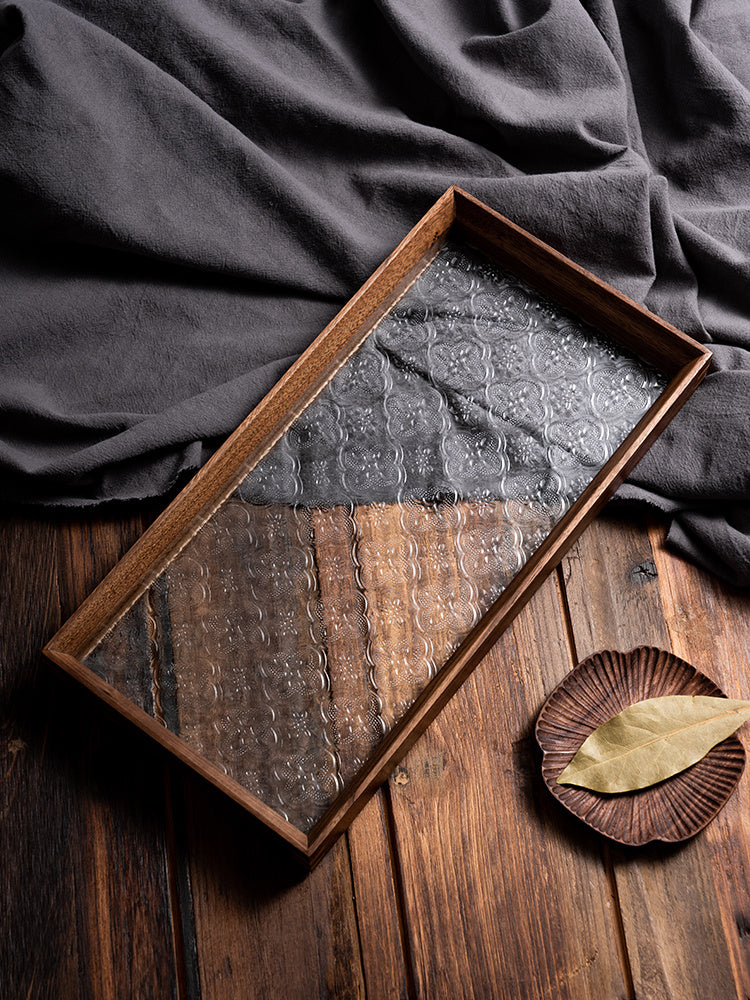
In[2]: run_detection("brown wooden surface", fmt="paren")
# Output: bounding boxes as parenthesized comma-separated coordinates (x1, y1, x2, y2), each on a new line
(4, 504, 749, 999)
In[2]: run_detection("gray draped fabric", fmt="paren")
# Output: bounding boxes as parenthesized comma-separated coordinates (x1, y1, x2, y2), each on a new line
(1, 0, 748, 585)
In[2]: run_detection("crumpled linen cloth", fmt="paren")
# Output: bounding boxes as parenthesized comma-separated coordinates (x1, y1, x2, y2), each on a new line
(1, 0, 748, 585)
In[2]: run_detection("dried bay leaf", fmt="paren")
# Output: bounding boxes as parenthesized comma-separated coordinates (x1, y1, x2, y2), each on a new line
(557, 695, 750, 793)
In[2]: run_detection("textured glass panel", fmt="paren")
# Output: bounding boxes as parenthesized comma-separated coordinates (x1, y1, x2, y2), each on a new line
(84, 240, 667, 833)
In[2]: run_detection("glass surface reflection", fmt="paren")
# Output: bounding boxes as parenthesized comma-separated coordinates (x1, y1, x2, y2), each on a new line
(84, 241, 666, 832)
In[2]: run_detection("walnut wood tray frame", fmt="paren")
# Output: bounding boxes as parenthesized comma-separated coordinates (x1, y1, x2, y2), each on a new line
(44, 187, 711, 866)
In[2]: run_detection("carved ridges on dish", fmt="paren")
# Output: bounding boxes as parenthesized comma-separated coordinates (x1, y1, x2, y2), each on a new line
(536, 647, 746, 845)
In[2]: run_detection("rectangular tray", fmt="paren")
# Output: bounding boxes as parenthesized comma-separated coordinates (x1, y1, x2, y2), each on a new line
(44, 187, 711, 866)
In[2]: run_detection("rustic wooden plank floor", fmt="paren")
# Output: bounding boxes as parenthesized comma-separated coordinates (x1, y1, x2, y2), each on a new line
(2, 506, 748, 999)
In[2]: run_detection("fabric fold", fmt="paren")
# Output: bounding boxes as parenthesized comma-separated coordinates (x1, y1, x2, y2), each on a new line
(0, 0, 747, 585)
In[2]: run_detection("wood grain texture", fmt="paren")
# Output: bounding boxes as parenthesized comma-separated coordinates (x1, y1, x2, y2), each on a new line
(561, 512, 742, 1000)
(4, 502, 749, 1000)
(648, 520, 750, 998)
(1, 513, 180, 1000)
(346, 792, 413, 1000)
(388, 572, 627, 999)
(1, 518, 81, 1000)
(180, 777, 366, 1000)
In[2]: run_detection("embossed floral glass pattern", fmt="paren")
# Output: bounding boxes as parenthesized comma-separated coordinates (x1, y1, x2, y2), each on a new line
(84, 241, 667, 833)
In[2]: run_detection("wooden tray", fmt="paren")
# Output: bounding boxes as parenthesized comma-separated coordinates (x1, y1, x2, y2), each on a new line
(44, 187, 711, 866)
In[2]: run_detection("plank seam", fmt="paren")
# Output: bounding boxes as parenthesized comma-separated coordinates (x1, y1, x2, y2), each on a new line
(343, 832, 371, 1000)
(554, 562, 580, 669)
(163, 768, 202, 1000)
(601, 842, 636, 1000)
(381, 783, 419, 1000)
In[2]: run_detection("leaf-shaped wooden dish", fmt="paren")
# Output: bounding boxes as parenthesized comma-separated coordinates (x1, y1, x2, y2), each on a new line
(535, 647, 746, 845)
